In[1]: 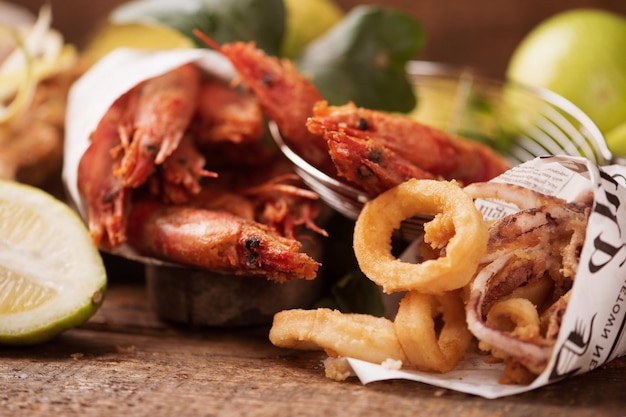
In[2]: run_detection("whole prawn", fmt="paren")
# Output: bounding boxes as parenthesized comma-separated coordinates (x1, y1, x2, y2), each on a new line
(77, 58, 326, 282)
(77, 93, 130, 249)
(200, 35, 510, 194)
(126, 199, 320, 282)
(307, 101, 511, 193)
(194, 32, 335, 174)
(116, 63, 201, 188)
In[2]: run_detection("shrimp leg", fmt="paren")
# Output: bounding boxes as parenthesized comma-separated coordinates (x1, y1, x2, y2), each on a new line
(149, 134, 217, 205)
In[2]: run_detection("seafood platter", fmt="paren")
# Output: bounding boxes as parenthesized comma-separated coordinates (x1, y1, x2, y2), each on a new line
(21, 2, 617, 399)
(60, 38, 626, 397)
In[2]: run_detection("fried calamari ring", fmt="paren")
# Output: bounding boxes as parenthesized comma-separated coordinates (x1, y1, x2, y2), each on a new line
(353, 179, 488, 294)
(269, 308, 407, 364)
(393, 290, 472, 373)
(485, 298, 541, 341)
(466, 254, 553, 374)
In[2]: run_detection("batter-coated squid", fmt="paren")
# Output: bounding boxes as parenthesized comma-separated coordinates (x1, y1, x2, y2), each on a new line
(353, 178, 489, 294)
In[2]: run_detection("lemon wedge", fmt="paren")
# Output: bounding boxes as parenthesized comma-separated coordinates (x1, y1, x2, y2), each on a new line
(0, 180, 107, 345)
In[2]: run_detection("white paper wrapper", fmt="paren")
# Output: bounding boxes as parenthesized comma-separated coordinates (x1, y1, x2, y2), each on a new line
(63, 47, 235, 216)
(347, 155, 626, 398)
(61, 48, 330, 325)
(62, 47, 235, 260)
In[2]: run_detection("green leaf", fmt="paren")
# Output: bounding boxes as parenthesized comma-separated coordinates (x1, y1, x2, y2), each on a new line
(313, 215, 385, 317)
(315, 271, 386, 317)
(111, 0, 286, 56)
(297, 5, 425, 112)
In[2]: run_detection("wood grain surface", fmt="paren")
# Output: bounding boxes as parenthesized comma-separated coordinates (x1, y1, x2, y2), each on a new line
(1, 280, 625, 416)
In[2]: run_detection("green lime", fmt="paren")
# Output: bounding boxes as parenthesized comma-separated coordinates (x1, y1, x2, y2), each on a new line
(0, 180, 107, 345)
(606, 121, 626, 157)
(281, 0, 344, 58)
(506, 9, 626, 136)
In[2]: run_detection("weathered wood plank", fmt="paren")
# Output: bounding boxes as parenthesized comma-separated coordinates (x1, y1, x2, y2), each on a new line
(1, 283, 624, 416)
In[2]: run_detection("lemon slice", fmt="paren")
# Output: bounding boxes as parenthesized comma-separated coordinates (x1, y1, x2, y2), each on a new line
(0, 180, 107, 345)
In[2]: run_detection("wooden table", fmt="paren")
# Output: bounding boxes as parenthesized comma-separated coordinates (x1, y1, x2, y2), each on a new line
(1, 274, 624, 416)
(3, 1, 625, 414)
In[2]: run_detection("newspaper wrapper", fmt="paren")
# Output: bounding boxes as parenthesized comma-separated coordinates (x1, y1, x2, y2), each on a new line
(62, 47, 235, 261)
(345, 155, 626, 398)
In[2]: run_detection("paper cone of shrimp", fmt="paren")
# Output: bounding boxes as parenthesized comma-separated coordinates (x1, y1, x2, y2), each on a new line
(62, 47, 324, 283)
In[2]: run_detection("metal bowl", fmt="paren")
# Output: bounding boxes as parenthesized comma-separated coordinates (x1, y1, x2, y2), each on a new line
(270, 60, 613, 227)
(146, 230, 325, 327)
(146, 264, 325, 327)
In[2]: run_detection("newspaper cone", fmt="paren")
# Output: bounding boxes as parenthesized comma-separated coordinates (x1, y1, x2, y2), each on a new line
(62, 47, 234, 261)
(347, 155, 626, 398)
(61, 48, 326, 326)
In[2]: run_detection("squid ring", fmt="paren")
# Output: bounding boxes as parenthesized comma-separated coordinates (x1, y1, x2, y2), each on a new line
(269, 308, 407, 364)
(353, 179, 488, 294)
(393, 290, 473, 373)
(485, 298, 541, 339)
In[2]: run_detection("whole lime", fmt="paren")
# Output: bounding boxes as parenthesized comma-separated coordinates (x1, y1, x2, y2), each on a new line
(606, 120, 626, 156)
(506, 9, 626, 144)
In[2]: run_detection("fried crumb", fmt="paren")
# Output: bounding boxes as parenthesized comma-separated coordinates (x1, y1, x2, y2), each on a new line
(381, 358, 403, 370)
(434, 389, 447, 397)
(323, 357, 354, 381)
(115, 345, 136, 354)
(69, 352, 84, 360)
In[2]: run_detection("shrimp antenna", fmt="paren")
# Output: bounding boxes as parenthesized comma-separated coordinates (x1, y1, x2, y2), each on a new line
(193, 29, 221, 51)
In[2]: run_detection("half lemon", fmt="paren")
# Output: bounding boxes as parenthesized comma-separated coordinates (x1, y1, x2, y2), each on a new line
(0, 180, 107, 345)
